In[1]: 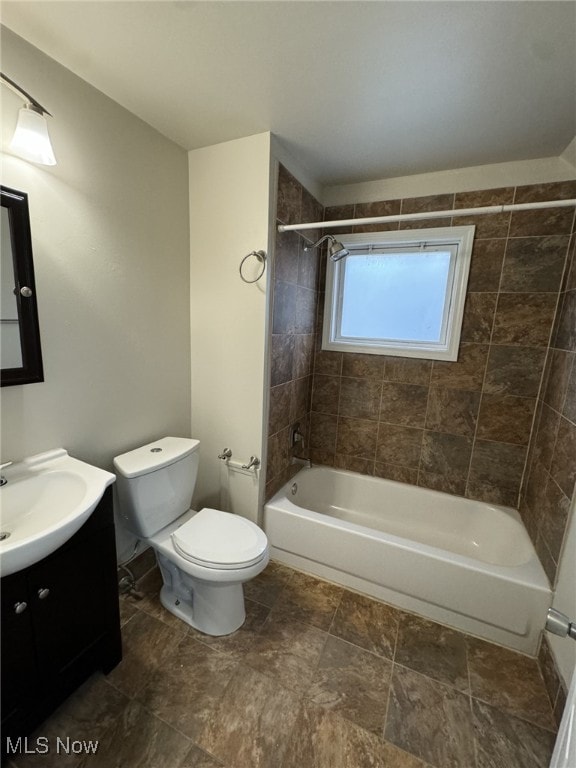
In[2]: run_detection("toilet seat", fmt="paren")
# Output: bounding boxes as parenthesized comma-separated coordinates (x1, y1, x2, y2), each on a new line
(172, 508, 268, 570)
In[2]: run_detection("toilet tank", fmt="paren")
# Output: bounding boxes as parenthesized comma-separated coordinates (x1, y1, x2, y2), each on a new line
(113, 437, 200, 538)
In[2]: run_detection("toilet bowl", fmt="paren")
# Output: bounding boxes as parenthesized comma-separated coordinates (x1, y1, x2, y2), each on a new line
(113, 437, 269, 636)
(150, 507, 269, 635)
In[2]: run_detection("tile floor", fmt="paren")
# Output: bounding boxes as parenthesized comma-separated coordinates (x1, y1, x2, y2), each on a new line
(9, 560, 559, 768)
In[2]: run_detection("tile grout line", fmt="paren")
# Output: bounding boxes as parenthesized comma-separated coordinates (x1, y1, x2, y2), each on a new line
(416, 356, 435, 489)
(468, 691, 558, 735)
(380, 614, 401, 748)
(465, 635, 481, 768)
(107, 663, 201, 748)
(516, 223, 575, 513)
(464, 234, 503, 500)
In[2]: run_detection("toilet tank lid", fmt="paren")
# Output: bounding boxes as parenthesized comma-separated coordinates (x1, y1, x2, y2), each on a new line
(113, 437, 200, 478)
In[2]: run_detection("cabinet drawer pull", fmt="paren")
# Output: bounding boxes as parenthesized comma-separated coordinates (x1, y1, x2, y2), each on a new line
(14, 601, 28, 614)
(37, 588, 50, 600)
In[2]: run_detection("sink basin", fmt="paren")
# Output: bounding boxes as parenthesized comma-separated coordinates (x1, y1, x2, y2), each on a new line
(0, 449, 115, 577)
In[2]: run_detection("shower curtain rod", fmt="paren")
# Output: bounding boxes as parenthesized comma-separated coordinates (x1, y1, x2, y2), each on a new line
(277, 198, 576, 233)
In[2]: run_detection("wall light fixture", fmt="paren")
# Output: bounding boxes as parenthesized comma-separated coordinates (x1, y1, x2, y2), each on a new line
(1, 72, 56, 166)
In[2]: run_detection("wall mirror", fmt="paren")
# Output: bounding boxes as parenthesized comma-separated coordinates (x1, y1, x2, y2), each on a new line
(1, 186, 44, 386)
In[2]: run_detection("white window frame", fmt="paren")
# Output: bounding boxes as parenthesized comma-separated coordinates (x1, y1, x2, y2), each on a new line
(322, 225, 475, 361)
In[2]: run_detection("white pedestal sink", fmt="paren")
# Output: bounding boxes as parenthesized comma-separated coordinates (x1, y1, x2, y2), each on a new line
(0, 448, 115, 577)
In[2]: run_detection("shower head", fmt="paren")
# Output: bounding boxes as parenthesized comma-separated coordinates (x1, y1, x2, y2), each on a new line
(327, 238, 349, 262)
(304, 234, 349, 262)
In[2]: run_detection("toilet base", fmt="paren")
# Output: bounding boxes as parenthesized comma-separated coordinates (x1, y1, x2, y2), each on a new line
(149, 523, 269, 636)
(157, 570, 246, 636)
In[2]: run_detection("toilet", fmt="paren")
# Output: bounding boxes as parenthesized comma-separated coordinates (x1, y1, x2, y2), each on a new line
(113, 436, 269, 636)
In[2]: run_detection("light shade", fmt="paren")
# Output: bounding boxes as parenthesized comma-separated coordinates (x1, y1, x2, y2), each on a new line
(10, 105, 56, 166)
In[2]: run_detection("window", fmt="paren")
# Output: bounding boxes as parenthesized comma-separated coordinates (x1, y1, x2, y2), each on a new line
(322, 226, 475, 361)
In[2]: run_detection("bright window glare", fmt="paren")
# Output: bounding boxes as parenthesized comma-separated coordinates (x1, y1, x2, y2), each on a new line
(340, 251, 451, 343)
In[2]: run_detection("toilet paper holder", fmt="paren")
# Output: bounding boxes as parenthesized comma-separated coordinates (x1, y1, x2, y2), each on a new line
(217, 449, 260, 472)
(241, 456, 260, 471)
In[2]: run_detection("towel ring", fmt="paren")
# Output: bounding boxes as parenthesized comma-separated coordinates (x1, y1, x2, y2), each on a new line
(239, 250, 267, 283)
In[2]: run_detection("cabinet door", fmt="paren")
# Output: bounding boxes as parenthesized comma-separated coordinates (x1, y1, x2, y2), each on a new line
(0, 572, 37, 722)
(27, 528, 113, 679)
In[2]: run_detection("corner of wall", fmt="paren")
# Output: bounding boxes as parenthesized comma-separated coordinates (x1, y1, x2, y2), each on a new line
(270, 134, 323, 203)
(560, 136, 576, 174)
(188, 133, 272, 519)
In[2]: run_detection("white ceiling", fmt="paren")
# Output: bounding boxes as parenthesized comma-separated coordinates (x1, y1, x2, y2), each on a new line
(2, 1, 575, 187)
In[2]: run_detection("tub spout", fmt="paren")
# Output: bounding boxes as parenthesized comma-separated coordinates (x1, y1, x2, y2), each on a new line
(292, 456, 311, 468)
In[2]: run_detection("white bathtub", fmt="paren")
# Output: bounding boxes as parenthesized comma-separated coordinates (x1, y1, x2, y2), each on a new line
(264, 466, 551, 654)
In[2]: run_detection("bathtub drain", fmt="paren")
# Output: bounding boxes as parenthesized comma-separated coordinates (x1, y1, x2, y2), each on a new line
(291, 483, 298, 496)
(0, 532, 10, 541)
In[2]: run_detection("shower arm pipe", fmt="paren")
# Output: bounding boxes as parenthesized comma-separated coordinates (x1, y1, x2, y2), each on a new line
(277, 198, 576, 233)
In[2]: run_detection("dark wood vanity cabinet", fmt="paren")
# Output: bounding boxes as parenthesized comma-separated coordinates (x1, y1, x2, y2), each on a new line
(1, 487, 122, 757)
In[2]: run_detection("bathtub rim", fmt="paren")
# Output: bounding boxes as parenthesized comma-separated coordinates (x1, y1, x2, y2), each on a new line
(266, 465, 550, 592)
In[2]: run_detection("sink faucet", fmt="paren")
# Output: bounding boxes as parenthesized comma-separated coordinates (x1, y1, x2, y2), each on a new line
(0, 462, 13, 486)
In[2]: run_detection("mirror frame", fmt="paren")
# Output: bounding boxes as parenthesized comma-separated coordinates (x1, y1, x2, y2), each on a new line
(1, 185, 44, 386)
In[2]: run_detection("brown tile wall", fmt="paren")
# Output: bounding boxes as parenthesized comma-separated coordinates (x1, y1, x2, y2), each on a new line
(266, 165, 323, 498)
(265, 173, 574, 699)
(539, 634, 569, 727)
(310, 181, 576, 516)
(266, 174, 576, 576)
(519, 184, 576, 586)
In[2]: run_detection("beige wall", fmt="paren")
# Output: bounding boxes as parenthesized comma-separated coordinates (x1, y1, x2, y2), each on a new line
(188, 133, 272, 522)
(0, 28, 191, 472)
